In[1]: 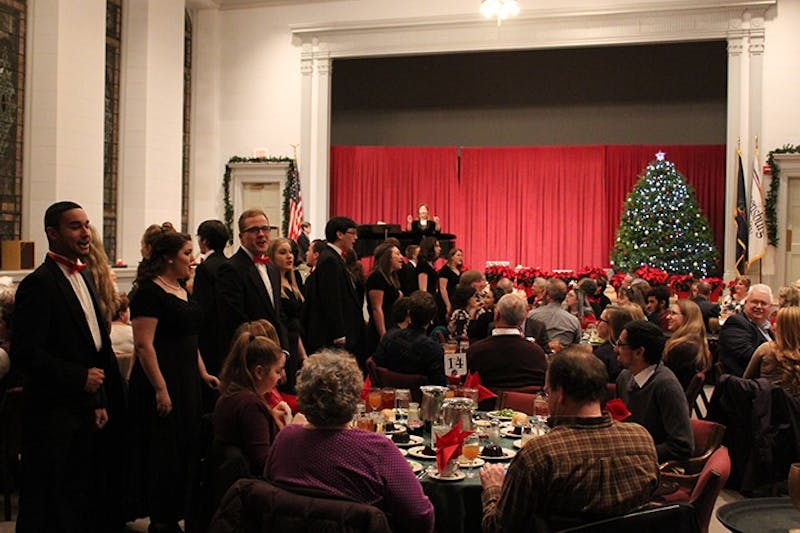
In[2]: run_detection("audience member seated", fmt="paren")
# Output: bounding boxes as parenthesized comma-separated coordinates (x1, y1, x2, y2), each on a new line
(722, 275, 750, 316)
(589, 278, 613, 317)
(645, 285, 671, 332)
(593, 304, 638, 382)
(616, 320, 693, 462)
(467, 294, 547, 392)
(373, 291, 447, 385)
(771, 285, 800, 325)
(388, 296, 412, 330)
(479, 347, 659, 532)
(468, 287, 504, 342)
(496, 277, 514, 294)
(744, 306, 800, 398)
(527, 277, 547, 307)
(213, 332, 304, 475)
(663, 300, 711, 390)
(526, 279, 581, 349)
(691, 281, 721, 333)
(718, 284, 775, 376)
(264, 351, 434, 533)
(0, 277, 15, 382)
(448, 284, 480, 340)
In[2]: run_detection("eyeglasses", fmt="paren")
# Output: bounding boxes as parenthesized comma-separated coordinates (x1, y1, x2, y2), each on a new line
(243, 225, 270, 235)
(597, 317, 608, 324)
(614, 342, 631, 348)
(345, 229, 358, 235)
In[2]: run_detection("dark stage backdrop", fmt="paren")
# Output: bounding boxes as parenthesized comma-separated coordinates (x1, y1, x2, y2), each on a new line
(330, 145, 725, 273)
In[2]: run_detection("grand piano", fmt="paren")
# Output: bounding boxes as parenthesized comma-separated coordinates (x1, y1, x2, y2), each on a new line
(354, 224, 456, 259)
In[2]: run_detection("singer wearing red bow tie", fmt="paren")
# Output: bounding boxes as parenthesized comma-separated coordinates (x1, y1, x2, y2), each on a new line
(303, 216, 365, 364)
(11, 201, 126, 533)
(217, 209, 289, 355)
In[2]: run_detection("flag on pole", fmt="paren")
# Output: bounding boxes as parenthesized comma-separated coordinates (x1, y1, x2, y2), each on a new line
(748, 141, 767, 268)
(286, 161, 304, 241)
(734, 147, 748, 275)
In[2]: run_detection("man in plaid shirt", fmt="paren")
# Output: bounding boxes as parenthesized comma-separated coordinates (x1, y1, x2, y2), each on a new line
(480, 347, 659, 532)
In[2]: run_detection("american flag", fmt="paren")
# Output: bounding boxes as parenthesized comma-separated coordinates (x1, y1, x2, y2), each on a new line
(286, 162, 303, 240)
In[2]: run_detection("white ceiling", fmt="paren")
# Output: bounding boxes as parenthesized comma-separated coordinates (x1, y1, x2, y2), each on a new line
(201, 0, 339, 8)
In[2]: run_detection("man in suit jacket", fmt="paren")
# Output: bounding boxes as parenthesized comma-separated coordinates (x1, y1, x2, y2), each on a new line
(193, 219, 229, 376)
(296, 221, 311, 265)
(398, 245, 420, 298)
(11, 201, 125, 533)
(467, 293, 547, 392)
(303, 216, 364, 358)
(692, 281, 721, 333)
(217, 209, 289, 352)
(718, 284, 775, 376)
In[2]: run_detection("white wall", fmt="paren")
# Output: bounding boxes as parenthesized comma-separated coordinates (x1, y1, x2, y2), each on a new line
(763, 1, 800, 151)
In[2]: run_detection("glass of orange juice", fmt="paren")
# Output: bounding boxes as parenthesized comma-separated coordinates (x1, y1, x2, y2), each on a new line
(368, 388, 383, 412)
(462, 434, 480, 478)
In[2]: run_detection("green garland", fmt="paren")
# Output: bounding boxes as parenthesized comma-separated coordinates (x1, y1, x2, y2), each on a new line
(765, 144, 800, 246)
(223, 156, 294, 244)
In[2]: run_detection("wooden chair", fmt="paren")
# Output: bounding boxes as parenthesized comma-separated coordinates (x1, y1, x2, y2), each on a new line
(498, 391, 537, 415)
(684, 372, 706, 418)
(555, 504, 700, 532)
(661, 419, 726, 480)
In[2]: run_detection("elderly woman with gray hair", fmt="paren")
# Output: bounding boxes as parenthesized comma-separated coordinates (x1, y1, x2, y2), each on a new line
(264, 351, 434, 532)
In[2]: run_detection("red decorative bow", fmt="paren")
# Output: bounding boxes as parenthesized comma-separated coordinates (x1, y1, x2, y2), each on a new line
(253, 255, 270, 265)
(48, 252, 86, 274)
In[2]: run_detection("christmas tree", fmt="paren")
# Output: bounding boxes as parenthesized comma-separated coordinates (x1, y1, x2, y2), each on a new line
(610, 153, 718, 276)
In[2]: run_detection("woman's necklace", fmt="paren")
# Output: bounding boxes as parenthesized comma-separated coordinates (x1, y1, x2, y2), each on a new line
(157, 275, 182, 292)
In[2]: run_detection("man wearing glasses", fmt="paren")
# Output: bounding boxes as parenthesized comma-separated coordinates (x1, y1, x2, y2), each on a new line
(717, 283, 775, 376)
(217, 208, 289, 352)
(303, 216, 364, 359)
(615, 320, 692, 462)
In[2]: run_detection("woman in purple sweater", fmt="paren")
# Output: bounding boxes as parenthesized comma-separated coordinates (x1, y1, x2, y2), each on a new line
(265, 350, 435, 533)
(213, 332, 301, 474)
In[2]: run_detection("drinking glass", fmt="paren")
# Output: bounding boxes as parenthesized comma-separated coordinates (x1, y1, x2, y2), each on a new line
(368, 388, 383, 412)
(462, 434, 480, 478)
(381, 388, 396, 410)
(520, 424, 534, 447)
(534, 392, 550, 417)
(355, 415, 375, 432)
(432, 418, 450, 449)
(394, 388, 411, 410)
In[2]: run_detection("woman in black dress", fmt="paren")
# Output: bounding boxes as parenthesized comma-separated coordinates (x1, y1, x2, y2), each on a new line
(268, 237, 306, 393)
(438, 247, 463, 319)
(365, 242, 403, 356)
(406, 203, 441, 235)
(128, 231, 219, 533)
(416, 236, 441, 294)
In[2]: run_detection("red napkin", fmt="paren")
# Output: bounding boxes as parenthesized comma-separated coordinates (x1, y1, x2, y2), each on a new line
(464, 372, 498, 402)
(360, 375, 372, 402)
(605, 398, 631, 421)
(266, 389, 283, 408)
(435, 420, 474, 474)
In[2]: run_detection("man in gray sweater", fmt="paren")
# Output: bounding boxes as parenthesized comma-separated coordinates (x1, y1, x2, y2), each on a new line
(616, 320, 693, 462)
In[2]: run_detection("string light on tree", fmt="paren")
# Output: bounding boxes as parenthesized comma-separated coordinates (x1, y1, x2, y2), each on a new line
(610, 153, 718, 276)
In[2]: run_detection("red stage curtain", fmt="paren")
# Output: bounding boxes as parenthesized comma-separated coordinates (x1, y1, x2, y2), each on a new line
(330, 145, 726, 272)
(330, 146, 460, 231)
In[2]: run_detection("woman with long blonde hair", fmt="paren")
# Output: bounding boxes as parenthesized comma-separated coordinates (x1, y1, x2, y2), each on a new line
(745, 306, 800, 398)
(85, 225, 119, 325)
(663, 299, 710, 389)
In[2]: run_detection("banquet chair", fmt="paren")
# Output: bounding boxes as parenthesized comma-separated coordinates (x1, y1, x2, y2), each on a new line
(684, 372, 706, 418)
(554, 503, 700, 532)
(0, 386, 22, 521)
(498, 391, 537, 415)
(209, 478, 391, 533)
(660, 419, 726, 480)
(655, 447, 731, 533)
(366, 357, 428, 403)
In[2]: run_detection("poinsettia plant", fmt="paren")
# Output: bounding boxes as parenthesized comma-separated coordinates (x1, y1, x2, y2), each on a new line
(610, 272, 627, 289)
(668, 274, 696, 292)
(485, 265, 515, 286)
(575, 266, 607, 281)
(635, 265, 669, 286)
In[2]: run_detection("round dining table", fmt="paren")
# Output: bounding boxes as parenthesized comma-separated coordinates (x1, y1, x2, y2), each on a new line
(716, 497, 800, 533)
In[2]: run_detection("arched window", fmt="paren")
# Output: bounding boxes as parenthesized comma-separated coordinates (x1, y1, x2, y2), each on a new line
(104, 0, 122, 261)
(181, 10, 192, 233)
(0, 0, 26, 245)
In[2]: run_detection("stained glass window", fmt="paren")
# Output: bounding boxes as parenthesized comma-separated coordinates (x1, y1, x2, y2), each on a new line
(103, 0, 122, 261)
(0, 0, 25, 244)
(181, 10, 192, 233)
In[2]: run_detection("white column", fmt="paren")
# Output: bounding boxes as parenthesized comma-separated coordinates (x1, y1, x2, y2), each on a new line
(118, 0, 186, 265)
(25, 0, 105, 258)
(299, 47, 314, 236)
(724, 34, 745, 280)
(301, 48, 332, 236)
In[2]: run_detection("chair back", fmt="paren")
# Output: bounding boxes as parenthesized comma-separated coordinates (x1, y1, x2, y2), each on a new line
(690, 419, 726, 459)
(499, 391, 537, 415)
(689, 446, 730, 533)
(684, 372, 705, 410)
(210, 478, 391, 533)
(366, 357, 428, 403)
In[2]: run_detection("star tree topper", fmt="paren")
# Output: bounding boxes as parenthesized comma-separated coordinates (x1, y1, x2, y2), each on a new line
(655, 151, 666, 161)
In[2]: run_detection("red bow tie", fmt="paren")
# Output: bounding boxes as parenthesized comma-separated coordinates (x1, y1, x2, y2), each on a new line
(253, 255, 270, 265)
(341, 251, 347, 260)
(48, 252, 87, 274)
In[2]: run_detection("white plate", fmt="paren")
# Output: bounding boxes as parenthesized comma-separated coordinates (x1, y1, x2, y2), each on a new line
(407, 460, 423, 474)
(428, 470, 466, 482)
(393, 434, 425, 448)
(397, 447, 408, 456)
(500, 427, 523, 438)
(479, 448, 517, 461)
(487, 411, 514, 421)
(512, 439, 523, 449)
(407, 445, 437, 460)
(458, 456, 485, 468)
